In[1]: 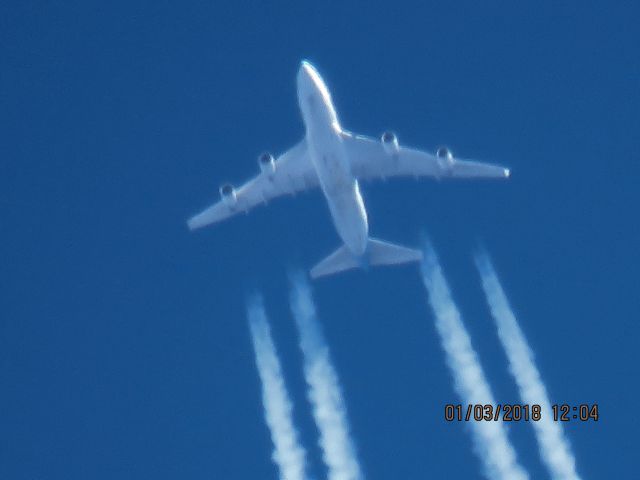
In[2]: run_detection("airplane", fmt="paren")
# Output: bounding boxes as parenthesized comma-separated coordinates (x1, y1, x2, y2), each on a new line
(187, 61, 510, 279)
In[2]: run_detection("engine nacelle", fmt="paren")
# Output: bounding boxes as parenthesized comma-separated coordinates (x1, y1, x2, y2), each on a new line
(436, 146, 454, 169)
(381, 131, 399, 154)
(258, 152, 276, 175)
(219, 183, 237, 207)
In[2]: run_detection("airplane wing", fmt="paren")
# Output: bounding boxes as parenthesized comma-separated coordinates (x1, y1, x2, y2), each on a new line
(187, 140, 318, 230)
(342, 132, 510, 181)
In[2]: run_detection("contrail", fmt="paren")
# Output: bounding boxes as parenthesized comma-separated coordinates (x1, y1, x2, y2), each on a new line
(474, 250, 581, 480)
(289, 273, 363, 480)
(247, 295, 308, 480)
(421, 242, 529, 480)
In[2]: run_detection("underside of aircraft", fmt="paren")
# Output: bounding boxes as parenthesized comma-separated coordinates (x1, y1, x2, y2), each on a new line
(187, 61, 510, 278)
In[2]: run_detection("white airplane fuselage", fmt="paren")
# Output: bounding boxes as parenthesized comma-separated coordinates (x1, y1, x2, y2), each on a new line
(297, 61, 369, 257)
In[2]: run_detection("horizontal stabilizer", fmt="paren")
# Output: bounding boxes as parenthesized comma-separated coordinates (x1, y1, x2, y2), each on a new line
(310, 238, 422, 279)
(367, 238, 423, 266)
(310, 245, 359, 279)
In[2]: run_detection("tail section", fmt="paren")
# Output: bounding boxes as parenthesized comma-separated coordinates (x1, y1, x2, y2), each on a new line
(310, 238, 422, 279)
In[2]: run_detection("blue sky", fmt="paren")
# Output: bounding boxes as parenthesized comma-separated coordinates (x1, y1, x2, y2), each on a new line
(1, 1, 638, 478)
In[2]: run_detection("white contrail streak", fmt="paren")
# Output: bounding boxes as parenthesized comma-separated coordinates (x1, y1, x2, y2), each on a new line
(247, 295, 308, 480)
(289, 273, 363, 480)
(421, 242, 529, 480)
(474, 251, 581, 480)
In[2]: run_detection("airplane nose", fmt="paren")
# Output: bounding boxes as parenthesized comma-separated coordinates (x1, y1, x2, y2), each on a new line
(298, 60, 314, 80)
(297, 60, 315, 90)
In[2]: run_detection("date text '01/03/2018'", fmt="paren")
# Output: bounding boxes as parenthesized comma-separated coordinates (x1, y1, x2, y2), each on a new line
(444, 404, 599, 422)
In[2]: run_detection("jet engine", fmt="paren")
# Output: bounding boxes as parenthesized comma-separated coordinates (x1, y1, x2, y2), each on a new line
(258, 152, 276, 175)
(436, 146, 454, 169)
(219, 183, 237, 207)
(381, 131, 399, 154)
